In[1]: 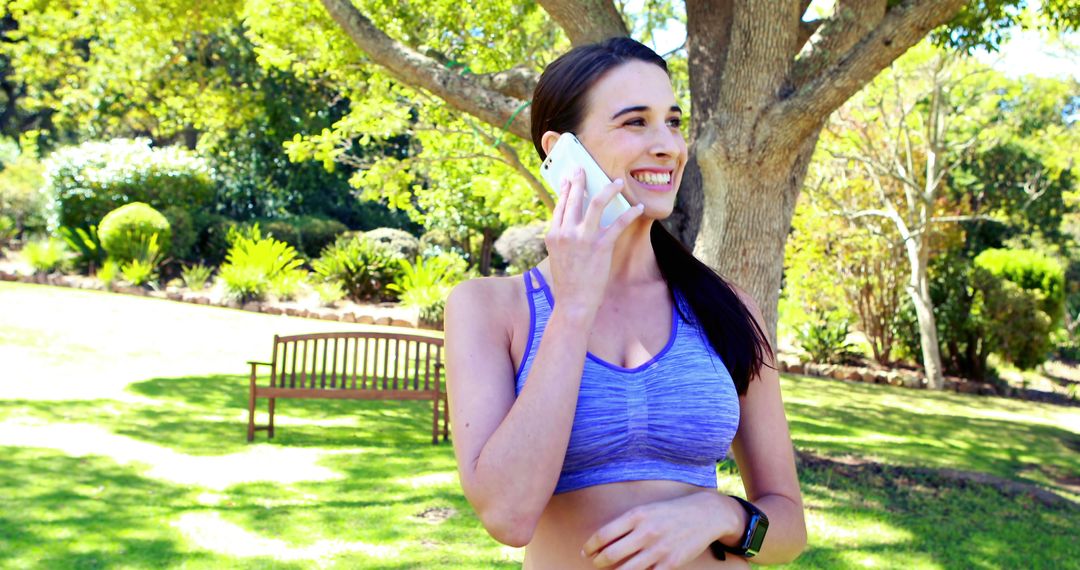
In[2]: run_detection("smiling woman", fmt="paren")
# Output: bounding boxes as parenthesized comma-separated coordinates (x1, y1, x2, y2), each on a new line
(445, 37, 806, 569)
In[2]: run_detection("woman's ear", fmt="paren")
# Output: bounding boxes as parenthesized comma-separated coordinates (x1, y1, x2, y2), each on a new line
(541, 131, 562, 157)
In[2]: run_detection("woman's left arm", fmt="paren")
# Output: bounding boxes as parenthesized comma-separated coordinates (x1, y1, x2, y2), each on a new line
(582, 291, 806, 568)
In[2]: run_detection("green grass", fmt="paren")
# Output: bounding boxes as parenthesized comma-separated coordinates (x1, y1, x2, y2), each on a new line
(1, 281, 1077, 569)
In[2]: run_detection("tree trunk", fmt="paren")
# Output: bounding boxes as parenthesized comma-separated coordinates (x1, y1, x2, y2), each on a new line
(478, 227, 496, 276)
(691, 130, 819, 347)
(904, 240, 945, 389)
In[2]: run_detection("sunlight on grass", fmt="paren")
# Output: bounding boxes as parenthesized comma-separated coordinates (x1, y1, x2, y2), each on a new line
(0, 420, 345, 490)
(173, 512, 400, 562)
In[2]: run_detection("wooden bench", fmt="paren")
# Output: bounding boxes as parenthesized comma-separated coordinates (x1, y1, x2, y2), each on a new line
(247, 331, 448, 444)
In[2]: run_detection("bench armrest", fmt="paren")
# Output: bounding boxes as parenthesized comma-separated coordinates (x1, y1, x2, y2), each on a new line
(247, 361, 273, 367)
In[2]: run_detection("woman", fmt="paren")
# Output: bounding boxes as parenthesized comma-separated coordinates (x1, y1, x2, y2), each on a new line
(444, 37, 806, 569)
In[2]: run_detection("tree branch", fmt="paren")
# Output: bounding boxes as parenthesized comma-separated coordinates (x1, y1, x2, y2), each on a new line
(318, 0, 531, 140)
(536, 0, 628, 46)
(792, 0, 886, 86)
(773, 0, 967, 145)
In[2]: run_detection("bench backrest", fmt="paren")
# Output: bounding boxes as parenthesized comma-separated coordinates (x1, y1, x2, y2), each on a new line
(268, 332, 444, 392)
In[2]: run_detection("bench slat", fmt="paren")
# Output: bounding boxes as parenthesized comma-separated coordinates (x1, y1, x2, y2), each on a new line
(254, 387, 440, 401)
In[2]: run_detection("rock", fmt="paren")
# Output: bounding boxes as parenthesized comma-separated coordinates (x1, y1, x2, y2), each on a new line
(147, 290, 167, 299)
(956, 382, 981, 394)
(285, 307, 304, 317)
(391, 318, 414, 328)
(166, 291, 184, 301)
(786, 362, 805, 375)
(242, 302, 261, 313)
(356, 314, 375, 325)
(341, 312, 356, 323)
(263, 306, 283, 316)
(375, 316, 393, 326)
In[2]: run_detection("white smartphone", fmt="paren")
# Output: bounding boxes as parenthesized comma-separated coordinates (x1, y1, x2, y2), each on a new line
(540, 132, 632, 228)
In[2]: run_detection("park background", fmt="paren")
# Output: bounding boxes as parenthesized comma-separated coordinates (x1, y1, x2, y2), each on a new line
(0, 0, 1078, 568)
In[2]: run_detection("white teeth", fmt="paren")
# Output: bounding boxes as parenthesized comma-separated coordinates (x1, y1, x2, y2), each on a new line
(631, 172, 671, 185)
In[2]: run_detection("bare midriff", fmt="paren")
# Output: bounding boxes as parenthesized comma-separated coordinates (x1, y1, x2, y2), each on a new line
(522, 480, 749, 570)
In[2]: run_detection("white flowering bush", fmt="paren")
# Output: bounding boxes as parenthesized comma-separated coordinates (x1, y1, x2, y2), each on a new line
(494, 221, 548, 274)
(41, 138, 215, 239)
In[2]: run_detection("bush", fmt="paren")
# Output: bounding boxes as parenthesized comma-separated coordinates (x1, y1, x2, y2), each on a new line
(218, 224, 304, 303)
(0, 151, 47, 237)
(495, 221, 548, 274)
(119, 233, 166, 287)
(180, 263, 213, 290)
(42, 138, 214, 232)
(58, 225, 105, 274)
(363, 227, 420, 260)
(311, 235, 400, 302)
(22, 237, 68, 274)
(313, 281, 345, 306)
(795, 309, 859, 365)
(97, 258, 120, 288)
(194, 214, 240, 265)
(161, 206, 198, 262)
(268, 270, 308, 301)
(387, 252, 474, 328)
(98, 202, 172, 263)
(257, 215, 348, 259)
(974, 248, 1065, 327)
(0, 215, 17, 248)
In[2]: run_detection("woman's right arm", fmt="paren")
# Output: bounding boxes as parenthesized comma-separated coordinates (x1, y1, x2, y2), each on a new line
(445, 168, 645, 547)
(444, 279, 595, 547)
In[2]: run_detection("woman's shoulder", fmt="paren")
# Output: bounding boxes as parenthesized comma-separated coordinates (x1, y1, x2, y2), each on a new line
(446, 273, 526, 338)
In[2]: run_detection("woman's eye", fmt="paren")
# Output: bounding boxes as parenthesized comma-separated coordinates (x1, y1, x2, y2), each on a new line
(668, 117, 682, 128)
(624, 118, 645, 126)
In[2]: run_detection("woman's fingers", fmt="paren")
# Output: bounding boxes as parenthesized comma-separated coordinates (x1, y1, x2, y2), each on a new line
(564, 166, 587, 225)
(550, 178, 571, 230)
(599, 201, 646, 247)
(582, 178, 626, 230)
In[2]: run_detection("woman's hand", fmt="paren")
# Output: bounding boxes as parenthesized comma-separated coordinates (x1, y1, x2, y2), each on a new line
(581, 492, 735, 570)
(545, 166, 645, 318)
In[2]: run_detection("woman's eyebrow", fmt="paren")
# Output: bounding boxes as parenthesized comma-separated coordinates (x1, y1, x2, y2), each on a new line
(610, 105, 683, 120)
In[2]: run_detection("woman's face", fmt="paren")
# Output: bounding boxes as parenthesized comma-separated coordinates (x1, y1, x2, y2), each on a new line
(542, 60, 687, 218)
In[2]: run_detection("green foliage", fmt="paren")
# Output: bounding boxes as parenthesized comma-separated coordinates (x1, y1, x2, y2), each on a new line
(57, 224, 105, 274)
(363, 227, 421, 260)
(494, 221, 548, 274)
(974, 248, 1066, 326)
(180, 263, 213, 291)
(0, 215, 15, 246)
(96, 258, 119, 287)
(41, 139, 214, 233)
(0, 149, 47, 236)
(388, 252, 473, 327)
(311, 234, 400, 302)
(794, 309, 860, 365)
(193, 214, 240, 265)
(119, 234, 164, 287)
(257, 215, 349, 259)
(313, 280, 345, 307)
(217, 224, 304, 303)
(97, 202, 172, 264)
(267, 270, 307, 302)
(22, 237, 67, 274)
(159, 206, 197, 262)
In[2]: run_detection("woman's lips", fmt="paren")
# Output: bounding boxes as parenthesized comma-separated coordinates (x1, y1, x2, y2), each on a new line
(629, 173, 675, 193)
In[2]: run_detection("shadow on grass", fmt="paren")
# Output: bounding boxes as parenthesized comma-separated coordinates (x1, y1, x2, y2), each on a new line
(783, 375, 1080, 496)
(784, 455, 1079, 569)
(0, 446, 302, 569)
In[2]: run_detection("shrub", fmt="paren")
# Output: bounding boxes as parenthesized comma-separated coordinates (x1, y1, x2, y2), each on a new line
(257, 215, 348, 259)
(97, 258, 120, 288)
(363, 227, 420, 260)
(0, 151, 47, 237)
(22, 237, 68, 274)
(268, 270, 307, 301)
(311, 235, 400, 302)
(42, 138, 214, 232)
(0, 215, 17, 248)
(495, 221, 548, 274)
(58, 225, 105, 274)
(387, 252, 473, 328)
(160, 206, 198, 262)
(218, 224, 304, 303)
(180, 263, 213, 290)
(98, 202, 172, 263)
(974, 248, 1065, 327)
(313, 281, 345, 306)
(118, 234, 166, 287)
(795, 309, 859, 365)
(194, 214, 240, 265)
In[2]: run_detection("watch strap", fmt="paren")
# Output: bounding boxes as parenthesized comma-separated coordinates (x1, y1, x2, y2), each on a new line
(709, 495, 769, 560)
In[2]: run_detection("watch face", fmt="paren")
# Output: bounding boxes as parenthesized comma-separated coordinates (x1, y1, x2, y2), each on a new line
(747, 514, 769, 555)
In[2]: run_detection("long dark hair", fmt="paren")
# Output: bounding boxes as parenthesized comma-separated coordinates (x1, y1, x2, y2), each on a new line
(531, 37, 772, 395)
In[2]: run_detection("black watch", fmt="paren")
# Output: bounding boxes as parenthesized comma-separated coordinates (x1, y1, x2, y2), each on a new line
(709, 495, 769, 560)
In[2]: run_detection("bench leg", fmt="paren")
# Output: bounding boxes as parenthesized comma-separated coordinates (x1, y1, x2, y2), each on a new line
(442, 396, 449, 442)
(432, 397, 439, 445)
(247, 375, 257, 442)
(268, 398, 276, 439)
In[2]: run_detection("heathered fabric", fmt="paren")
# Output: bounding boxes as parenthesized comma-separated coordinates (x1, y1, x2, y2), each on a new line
(514, 267, 740, 494)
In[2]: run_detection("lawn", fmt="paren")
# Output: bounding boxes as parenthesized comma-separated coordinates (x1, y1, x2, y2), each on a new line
(2, 281, 1077, 569)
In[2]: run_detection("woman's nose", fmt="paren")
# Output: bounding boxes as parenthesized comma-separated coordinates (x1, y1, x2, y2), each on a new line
(649, 126, 683, 158)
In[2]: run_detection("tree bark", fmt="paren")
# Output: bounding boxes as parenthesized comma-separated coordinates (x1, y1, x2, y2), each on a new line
(904, 236, 945, 389)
